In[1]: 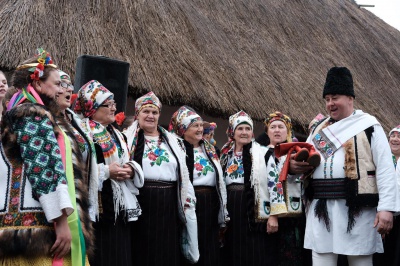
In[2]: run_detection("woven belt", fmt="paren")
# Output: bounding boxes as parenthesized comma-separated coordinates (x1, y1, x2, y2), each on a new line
(227, 184, 245, 191)
(194, 186, 216, 193)
(312, 178, 346, 199)
(144, 179, 176, 189)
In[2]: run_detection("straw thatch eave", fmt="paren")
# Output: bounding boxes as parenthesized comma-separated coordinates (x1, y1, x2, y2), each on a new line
(0, 0, 399, 133)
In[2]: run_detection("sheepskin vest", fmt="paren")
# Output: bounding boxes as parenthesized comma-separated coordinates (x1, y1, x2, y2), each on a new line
(0, 104, 94, 258)
(312, 118, 378, 206)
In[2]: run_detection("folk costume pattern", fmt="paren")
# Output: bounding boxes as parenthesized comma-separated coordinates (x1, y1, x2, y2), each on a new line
(143, 136, 170, 167)
(304, 110, 396, 255)
(0, 103, 73, 257)
(224, 152, 244, 183)
(65, 108, 100, 222)
(14, 115, 67, 198)
(126, 95, 199, 264)
(75, 80, 144, 223)
(168, 105, 228, 224)
(193, 147, 215, 178)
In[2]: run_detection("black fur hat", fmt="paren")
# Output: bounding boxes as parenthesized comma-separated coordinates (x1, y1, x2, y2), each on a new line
(323, 67, 355, 98)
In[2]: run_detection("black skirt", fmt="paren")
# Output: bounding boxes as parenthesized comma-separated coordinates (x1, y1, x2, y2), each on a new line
(182, 186, 221, 266)
(372, 215, 400, 266)
(89, 214, 132, 266)
(132, 180, 181, 266)
(222, 184, 278, 266)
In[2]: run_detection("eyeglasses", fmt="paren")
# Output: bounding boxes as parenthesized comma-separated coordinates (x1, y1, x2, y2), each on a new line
(60, 82, 74, 90)
(100, 102, 117, 109)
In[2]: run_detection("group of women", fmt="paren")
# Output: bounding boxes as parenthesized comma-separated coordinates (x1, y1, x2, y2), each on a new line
(3, 48, 398, 266)
(0, 48, 305, 266)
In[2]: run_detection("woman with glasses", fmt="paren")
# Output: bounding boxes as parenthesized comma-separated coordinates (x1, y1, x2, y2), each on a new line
(74, 80, 144, 266)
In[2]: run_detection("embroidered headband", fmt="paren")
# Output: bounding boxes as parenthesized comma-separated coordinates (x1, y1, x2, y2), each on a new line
(16, 48, 57, 81)
(168, 105, 202, 137)
(389, 125, 400, 137)
(59, 70, 71, 82)
(264, 111, 293, 142)
(74, 80, 114, 118)
(135, 91, 162, 115)
(226, 110, 253, 139)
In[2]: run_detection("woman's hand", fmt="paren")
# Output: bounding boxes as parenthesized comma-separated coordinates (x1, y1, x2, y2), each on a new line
(109, 162, 133, 181)
(50, 212, 71, 259)
(122, 164, 135, 179)
(267, 215, 279, 234)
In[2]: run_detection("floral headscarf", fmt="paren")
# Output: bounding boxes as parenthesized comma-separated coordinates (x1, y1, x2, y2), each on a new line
(74, 80, 113, 118)
(168, 106, 202, 137)
(226, 110, 253, 139)
(134, 91, 162, 116)
(59, 70, 71, 82)
(264, 111, 293, 142)
(389, 125, 400, 137)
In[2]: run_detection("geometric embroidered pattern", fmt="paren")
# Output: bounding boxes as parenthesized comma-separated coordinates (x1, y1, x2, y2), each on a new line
(14, 115, 67, 199)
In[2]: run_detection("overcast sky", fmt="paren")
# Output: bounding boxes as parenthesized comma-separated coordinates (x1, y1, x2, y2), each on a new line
(356, 0, 400, 30)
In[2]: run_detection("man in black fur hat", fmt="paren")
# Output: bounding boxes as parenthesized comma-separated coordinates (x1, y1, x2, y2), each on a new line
(290, 67, 396, 266)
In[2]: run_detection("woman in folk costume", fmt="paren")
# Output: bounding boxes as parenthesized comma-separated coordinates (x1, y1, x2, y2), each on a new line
(220, 110, 287, 266)
(168, 105, 229, 266)
(74, 80, 144, 266)
(264, 111, 311, 266)
(124, 92, 199, 265)
(57, 71, 100, 225)
(0, 48, 91, 265)
(373, 126, 400, 266)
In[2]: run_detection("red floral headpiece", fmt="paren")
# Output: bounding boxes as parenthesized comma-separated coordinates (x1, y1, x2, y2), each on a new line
(115, 112, 126, 126)
(16, 48, 57, 81)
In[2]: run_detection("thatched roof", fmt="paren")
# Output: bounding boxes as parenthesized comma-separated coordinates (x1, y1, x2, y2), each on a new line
(1, 0, 400, 132)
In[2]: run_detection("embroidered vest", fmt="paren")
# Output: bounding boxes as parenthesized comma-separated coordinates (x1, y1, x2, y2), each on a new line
(311, 119, 378, 207)
(0, 141, 54, 257)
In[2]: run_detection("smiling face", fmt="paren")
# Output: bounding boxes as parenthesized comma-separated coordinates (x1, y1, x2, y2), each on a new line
(137, 106, 160, 135)
(91, 99, 116, 126)
(233, 123, 253, 146)
(56, 79, 73, 110)
(183, 121, 203, 146)
(324, 94, 354, 121)
(267, 120, 288, 146)
(0, 72, 9, 99)
(390, 131, 400, 157)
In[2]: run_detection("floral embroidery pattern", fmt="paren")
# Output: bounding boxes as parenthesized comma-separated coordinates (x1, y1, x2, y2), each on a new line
(193, 150, 214, 177)
(144, 139, 170, 166)
(268, 162, 285, 204)
(225, 155, 244, 180)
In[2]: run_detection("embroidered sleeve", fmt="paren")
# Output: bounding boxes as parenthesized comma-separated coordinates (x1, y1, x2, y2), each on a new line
(14, 115, 67, 198)
(266, 156, 287, 215)
(14, 115, 73, 221)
